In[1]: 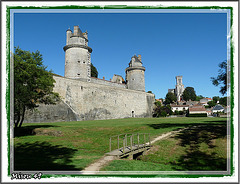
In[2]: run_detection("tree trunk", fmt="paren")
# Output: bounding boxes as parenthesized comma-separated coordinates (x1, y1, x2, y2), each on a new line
(18, 106, 26, 128)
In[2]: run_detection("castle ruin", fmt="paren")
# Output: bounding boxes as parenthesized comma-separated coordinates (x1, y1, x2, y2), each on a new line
(24, 26, 155, 123)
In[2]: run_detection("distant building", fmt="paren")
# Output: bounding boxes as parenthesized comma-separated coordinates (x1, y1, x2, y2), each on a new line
(170, 104, 189, 112)
(111, 74, 125, 84)
(168, 76, 185, 102)
(200, 98, 213, 106)
(212, 105, 224, 113)
(189, 105, 207, 114)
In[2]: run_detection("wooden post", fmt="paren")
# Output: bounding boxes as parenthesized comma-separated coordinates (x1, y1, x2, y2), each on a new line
(144, 134, 146, 148)
(149, 133, 151, 147)
(118, 135, 119, 150)
(137, 133, 139, 149)
(125, 134, 127, 148)
(123, 137, 125, 153)
(109, 137, 111, 152)
(130, 135, 133, 152)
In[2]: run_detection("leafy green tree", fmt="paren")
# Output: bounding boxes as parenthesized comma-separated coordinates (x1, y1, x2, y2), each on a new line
(195, 95, 204, 101)
(211, 60, 228, 95)
(212, 96, 220, 103)
(14, 47, 59, 128)
(154, 100, 161, 107)
(182, 87, 197, 101)
(153, 105, 172, 117)
(165, 92, 177, 104)
(219, 97, 227, 106)
(207, 101, 216, 108)
(91, 63, 98, 78)
(147, 91, 153, 93)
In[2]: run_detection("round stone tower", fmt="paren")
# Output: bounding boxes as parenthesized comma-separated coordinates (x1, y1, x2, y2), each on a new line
(125, 55, 145, 91)
(63, 26, 92, 81)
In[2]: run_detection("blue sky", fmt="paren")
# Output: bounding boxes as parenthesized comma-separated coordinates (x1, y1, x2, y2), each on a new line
(13, 10, 228, 99)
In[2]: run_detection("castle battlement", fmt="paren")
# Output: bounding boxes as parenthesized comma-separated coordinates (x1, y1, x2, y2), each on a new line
(23, 25, 154, 123)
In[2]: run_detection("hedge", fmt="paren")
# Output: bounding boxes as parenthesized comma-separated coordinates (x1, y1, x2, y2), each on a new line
(187, 113, 207, 117)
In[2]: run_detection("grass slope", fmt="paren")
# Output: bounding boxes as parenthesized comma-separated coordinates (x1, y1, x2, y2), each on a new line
(13, 117, 227, 171)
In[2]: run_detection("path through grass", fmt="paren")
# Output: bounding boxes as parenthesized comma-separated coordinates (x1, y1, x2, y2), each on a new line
(14, 117, 227, 171)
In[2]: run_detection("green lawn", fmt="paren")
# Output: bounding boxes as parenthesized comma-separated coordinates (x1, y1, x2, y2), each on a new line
(13, 117, 227, 171)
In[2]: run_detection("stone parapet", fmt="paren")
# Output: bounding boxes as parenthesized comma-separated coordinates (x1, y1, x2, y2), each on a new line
(63, 44, 92, 53)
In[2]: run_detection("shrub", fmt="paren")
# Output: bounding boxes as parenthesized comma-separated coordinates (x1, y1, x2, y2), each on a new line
(187, 113, 207, 117)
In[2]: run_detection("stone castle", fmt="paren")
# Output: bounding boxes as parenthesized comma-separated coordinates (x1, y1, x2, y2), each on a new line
(24, 26, 155, 123)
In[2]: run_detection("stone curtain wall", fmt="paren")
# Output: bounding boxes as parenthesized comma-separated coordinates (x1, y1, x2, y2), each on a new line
(53, 75, 154, 121)
(90, 77, 127, 89)
(23, 100, 78, 123)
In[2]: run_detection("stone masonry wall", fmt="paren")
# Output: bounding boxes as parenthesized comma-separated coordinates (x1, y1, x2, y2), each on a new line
(53, 75, 154, 121)
(90, 77, 127, 89)
(24, 100, 78, 123)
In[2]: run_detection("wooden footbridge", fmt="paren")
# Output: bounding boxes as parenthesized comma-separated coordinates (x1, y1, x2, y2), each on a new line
(106, 133, 151, 159)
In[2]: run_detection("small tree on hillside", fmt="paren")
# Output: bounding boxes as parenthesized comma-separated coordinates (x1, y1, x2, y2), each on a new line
(182, 87, 197, 101)
(165, 92, 177, 104)
(14, 47, 59, 128)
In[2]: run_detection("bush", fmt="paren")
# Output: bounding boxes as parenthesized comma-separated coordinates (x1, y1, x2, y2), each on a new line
(187, 113, 207, 117)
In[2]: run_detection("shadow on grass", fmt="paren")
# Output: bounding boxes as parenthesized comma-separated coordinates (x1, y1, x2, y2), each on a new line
(14, 125, 59, 137)
(146, 121, 226, 130)
(170, 124, 227, 171)
(14, 141, 79, 171)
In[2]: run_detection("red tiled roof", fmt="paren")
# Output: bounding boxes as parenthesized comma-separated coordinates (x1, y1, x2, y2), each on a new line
(170, 105, 189, 107)
(190, 108, 206, 112)
(189, 106, 206, 112)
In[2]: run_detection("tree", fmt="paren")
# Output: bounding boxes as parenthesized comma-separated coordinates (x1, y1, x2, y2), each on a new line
(165, 92, 177, 105)
(207, 101, 216, 108)
(154, 100, 161, 107)
(212, 96, 220, 103)
(211, 60, 228, 95)
(182, 87, 197, 101)
(91, 63, 98, 78)
(153, 105, 172, 117)
(195, 95, 204, 101)
(219, 97, 227, 106)
(14, 47, 59, 128)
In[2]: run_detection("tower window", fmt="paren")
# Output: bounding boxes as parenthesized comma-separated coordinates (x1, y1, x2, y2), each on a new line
(83, 61, 85, 64)
(78, 61, 80, 63)
(77, 74, 80, 76)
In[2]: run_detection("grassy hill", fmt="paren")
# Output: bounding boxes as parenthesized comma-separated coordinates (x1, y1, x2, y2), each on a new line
(14, 117, 227, 172)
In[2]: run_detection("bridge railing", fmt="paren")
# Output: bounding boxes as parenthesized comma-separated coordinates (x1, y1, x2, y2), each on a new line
(109, 133, 151, 153)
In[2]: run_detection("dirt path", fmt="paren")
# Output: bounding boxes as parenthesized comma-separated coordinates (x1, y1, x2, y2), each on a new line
(81, 129, 184, 174)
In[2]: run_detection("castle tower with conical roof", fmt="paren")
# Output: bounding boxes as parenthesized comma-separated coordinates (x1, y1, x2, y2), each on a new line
(63, 26, 92, 81)
(125, 55, 145, 91)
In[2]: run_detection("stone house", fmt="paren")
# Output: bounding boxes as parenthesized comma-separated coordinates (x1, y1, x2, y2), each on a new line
(212, 105, 224, 113)
(200, 98, 213, 106)
(188, 105, 207, 114)
(170, 104, 189, 112)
